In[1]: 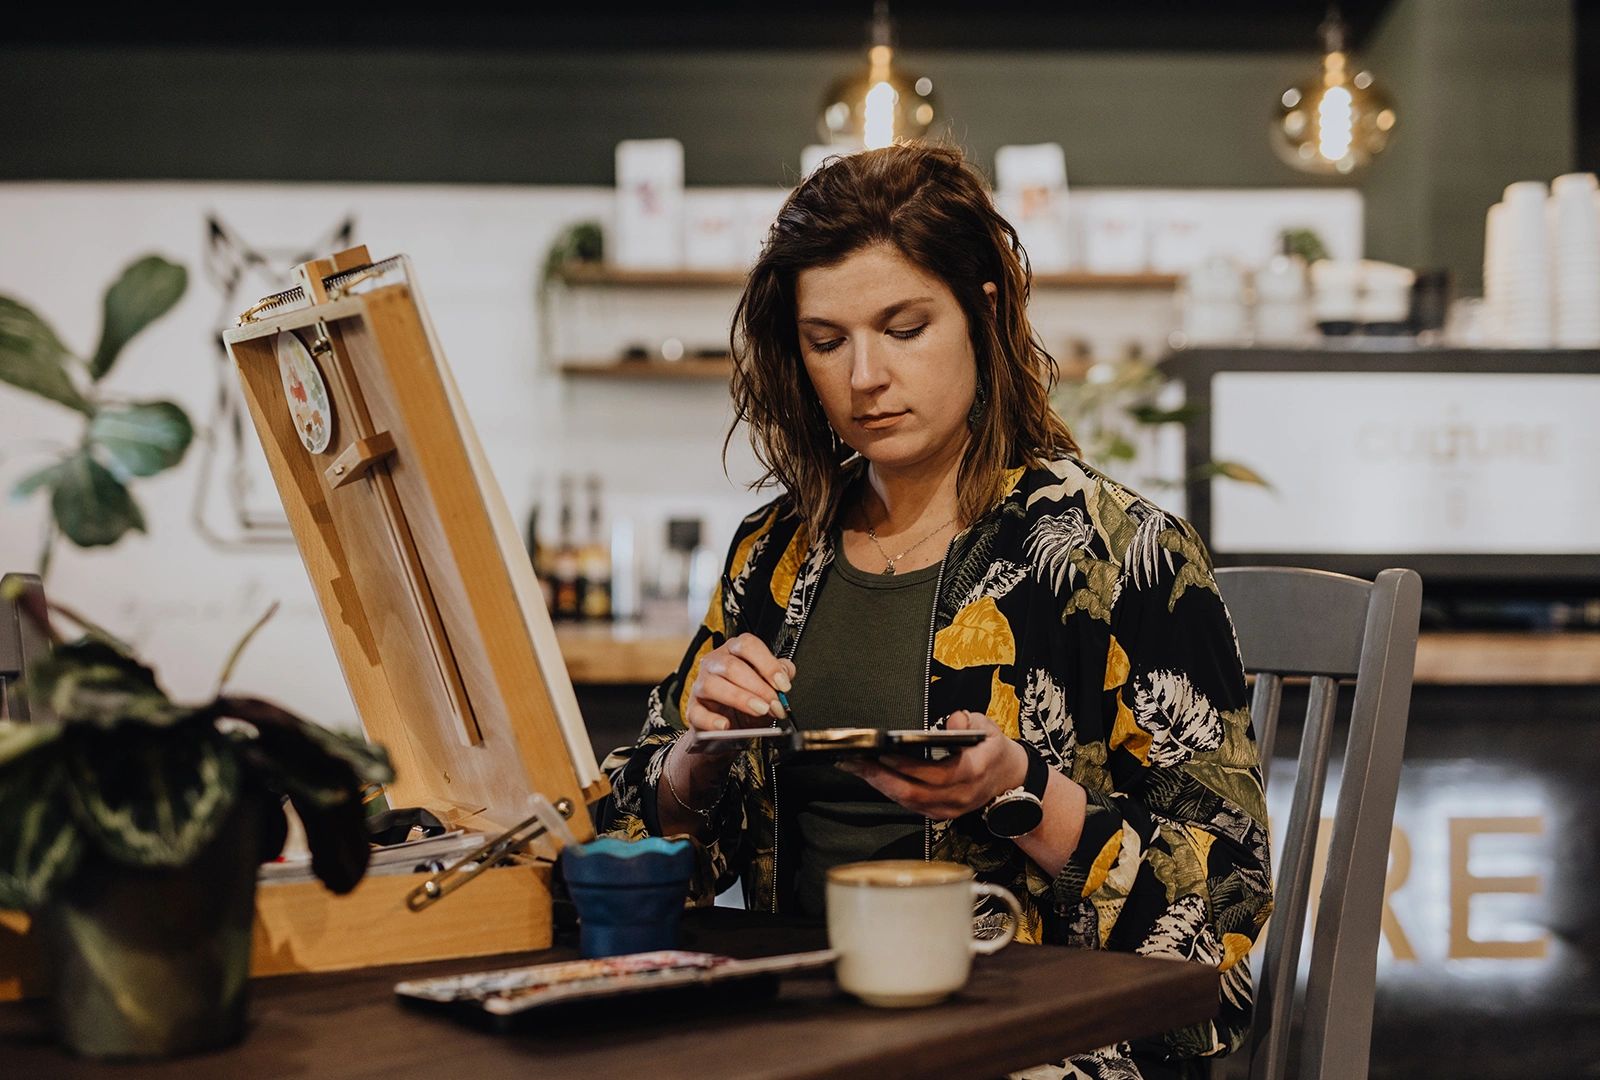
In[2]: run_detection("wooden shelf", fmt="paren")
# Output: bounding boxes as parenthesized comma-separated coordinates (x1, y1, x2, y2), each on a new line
(553, 625, 1600, 687)
(554, 264, 1179, 290)
(559, 358, 732, 379)
(556, 266, 748, 287)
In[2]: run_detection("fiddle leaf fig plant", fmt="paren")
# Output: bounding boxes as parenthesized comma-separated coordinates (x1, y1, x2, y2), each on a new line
(1, 256, 195, 575)
(0, 584, 394, 911)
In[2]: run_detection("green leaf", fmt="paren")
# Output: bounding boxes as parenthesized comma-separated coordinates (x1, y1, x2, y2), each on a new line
(28, 638, 189, 729)
(1190, 460, 1274, 489)
(89, 256, 187, 382)
(0, 749, 84, 909)
(47, 452, 146, 547)
(64, 722, 240, 869)
(1127, 404, 1203, 426)
(89, 400, 194, 478)
(216, 696, 391, 894)
(11, 458, 68, 500)
(0, 720, 63, 768)
(0, 297, 91, 414)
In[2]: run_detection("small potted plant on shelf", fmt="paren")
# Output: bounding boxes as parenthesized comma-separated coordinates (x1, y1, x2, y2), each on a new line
(0, 580, 393, 1060)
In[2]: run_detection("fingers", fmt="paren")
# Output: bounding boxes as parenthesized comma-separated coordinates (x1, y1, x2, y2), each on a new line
(840, 760, 965, 821)
(726, 634, 794, 693)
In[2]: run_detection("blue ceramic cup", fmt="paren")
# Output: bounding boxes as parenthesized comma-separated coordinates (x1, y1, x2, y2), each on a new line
(560, 837, 694, 958)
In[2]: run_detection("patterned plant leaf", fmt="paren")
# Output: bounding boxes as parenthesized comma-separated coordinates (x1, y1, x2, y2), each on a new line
(0, 719, 63, 768)
(28, 638, 188, 729)
(88, 400, 194, 478)
(0, 749, 83, 910)
(64, 722, 239, 869)
(89, 255, 187, 382)
(0, 296, 91, 414)
(215, 695, 393, 807)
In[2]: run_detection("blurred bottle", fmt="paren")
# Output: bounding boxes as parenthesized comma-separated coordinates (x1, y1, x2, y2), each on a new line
(551, 475, 583, 622)
(579, 475, 613, 622)
(523, 474, 555, 611)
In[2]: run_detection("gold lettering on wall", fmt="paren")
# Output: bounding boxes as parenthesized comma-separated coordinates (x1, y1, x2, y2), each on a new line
(1448, 816, 1550, 960)
(1381, 824, 1417, 961)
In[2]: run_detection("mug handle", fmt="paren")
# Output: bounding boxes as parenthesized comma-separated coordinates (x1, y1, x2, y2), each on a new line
(969, 882, 1023, 956)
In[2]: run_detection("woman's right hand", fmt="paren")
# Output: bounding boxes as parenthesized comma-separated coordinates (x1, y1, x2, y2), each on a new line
(685, 633, 796, 732)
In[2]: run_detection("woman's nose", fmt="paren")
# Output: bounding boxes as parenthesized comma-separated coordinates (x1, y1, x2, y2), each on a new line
(849, 335, 890, 393)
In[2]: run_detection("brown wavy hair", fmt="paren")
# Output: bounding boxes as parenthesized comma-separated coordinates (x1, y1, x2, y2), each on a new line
(728, 141, 1077, 534)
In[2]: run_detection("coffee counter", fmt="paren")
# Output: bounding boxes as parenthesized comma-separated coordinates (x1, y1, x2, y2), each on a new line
(555, 624, 1600, 687)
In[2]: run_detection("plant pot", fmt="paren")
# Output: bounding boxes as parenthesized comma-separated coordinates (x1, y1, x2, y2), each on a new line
(40, 798, 260, 1060)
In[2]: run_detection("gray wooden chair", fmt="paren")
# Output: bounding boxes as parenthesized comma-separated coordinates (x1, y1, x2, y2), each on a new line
(1214, 566, 1422, 1080)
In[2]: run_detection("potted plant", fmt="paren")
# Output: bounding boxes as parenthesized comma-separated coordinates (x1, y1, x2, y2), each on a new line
(0, 582, 393, 1059)
(1, 255, 195, 577)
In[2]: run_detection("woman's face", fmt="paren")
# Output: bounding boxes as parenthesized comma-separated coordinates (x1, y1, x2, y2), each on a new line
(795, 243, 992, 477)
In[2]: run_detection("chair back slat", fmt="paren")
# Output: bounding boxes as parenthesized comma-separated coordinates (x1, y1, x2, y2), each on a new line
(1216, 565, 1422, 1080)
(1301, 569, 1422, 1079)
(1250, 674, 1339, 1080)
(1250, 672, 1284, 789)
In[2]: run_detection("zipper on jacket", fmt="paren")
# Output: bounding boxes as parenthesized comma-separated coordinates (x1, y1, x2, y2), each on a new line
(770, 546, 824, 914)
(921, 539, 957, 863)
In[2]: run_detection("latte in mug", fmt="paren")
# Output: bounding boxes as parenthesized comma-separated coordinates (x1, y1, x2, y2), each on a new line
(826, 859, 1023, 1007)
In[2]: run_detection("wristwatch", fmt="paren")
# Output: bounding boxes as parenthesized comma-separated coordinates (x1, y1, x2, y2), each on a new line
(982, 740, 1049, 839)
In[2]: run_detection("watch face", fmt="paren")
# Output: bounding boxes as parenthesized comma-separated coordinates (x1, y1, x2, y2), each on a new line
(985, 795, 1044, 838)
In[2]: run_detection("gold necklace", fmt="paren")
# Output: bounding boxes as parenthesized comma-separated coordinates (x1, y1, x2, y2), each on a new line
(866, 516, 956, 575)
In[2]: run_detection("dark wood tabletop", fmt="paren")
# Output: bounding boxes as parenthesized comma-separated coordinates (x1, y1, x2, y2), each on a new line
(0, 909, 1219, 1080)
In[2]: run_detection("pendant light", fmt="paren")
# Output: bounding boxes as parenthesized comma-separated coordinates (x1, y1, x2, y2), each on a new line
(817, 2, 938, 150)
(1272, 5, 1397, 175)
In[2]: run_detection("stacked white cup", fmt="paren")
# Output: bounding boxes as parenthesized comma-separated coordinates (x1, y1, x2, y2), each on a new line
(1550, 173, 1600, 347)
(1487, 180, 1553, 347)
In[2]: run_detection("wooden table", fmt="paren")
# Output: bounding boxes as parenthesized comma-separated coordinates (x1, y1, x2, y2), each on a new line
(0, 910, 1219, 1080)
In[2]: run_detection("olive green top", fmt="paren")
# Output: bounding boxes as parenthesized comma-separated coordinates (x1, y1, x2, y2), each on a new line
(782, 539, 940, 919)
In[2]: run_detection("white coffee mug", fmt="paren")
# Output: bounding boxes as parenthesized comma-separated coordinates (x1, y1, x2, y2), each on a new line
(825, 859, 1024, 1007)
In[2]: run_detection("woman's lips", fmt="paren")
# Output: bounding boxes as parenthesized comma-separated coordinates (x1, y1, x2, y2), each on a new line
(856, 411, 908, 430)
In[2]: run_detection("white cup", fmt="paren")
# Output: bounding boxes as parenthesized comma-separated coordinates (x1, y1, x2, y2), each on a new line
(825, 860, 1023, 1008)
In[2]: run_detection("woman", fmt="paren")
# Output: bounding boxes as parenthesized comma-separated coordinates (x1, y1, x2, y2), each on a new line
(599, 143, 1271, 1080)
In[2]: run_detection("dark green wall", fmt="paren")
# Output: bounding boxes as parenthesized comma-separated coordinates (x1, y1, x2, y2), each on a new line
(1363, 0, 1575, 292)
(1, 2, 1577, 290)
(1, 45, 1333, 188)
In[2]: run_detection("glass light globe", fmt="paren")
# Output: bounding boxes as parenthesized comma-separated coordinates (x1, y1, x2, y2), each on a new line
(1272, 15, 1396, 175)
(818, 52, 938, 149)
(817, 4, 937, 150)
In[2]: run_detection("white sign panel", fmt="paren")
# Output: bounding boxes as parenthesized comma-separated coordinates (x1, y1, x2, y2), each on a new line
(1210, 371, 1600, 554)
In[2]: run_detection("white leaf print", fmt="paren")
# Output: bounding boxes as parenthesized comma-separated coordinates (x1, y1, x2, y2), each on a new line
(728, 530, 769, 602)
(1133, 669, 1224, 767)
(961, 559, 1030, 608)
(1019, 668, 1076, 770)
(1026, 508, 1092, 593)
(1121, 505, 1173, 592)
(1137, 892, 1221, 964)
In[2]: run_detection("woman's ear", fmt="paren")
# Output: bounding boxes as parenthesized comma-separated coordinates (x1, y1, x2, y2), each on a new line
(982, 281, 998, 310)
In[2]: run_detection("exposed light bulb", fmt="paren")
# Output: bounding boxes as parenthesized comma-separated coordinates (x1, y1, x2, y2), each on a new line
(817, 2, 938, 149)
(1272, 8, 1396, 175)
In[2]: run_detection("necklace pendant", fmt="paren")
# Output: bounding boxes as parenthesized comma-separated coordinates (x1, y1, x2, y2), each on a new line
(883, 560, 896, 576)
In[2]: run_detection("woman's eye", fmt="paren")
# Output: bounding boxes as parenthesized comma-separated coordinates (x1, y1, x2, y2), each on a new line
(809, 339, 844, 354)
(889, 325, 928, 341)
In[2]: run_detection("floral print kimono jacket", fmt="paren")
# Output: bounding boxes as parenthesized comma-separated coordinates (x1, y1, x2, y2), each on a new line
(599, 456, 1273, 1078)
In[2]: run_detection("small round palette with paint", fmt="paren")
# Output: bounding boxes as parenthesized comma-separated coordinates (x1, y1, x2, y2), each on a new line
(275, 330, 334, 454)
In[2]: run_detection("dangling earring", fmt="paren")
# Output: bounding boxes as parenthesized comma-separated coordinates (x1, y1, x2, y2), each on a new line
(967, 383, 988, 429)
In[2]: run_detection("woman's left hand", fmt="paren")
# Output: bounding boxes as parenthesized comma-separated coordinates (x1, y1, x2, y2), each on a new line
(839, 711, 1028, 820)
